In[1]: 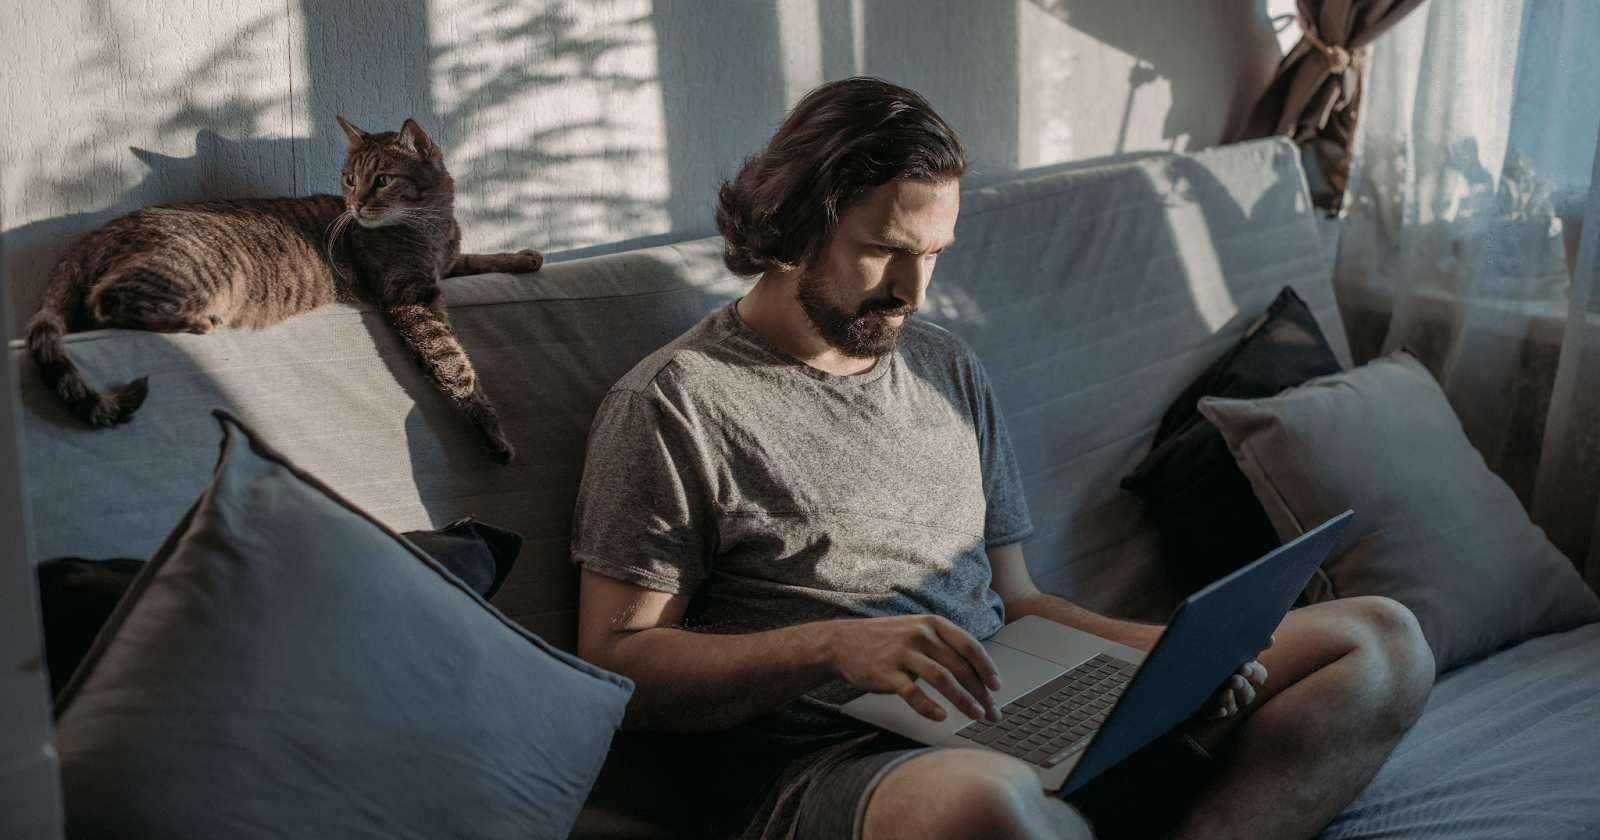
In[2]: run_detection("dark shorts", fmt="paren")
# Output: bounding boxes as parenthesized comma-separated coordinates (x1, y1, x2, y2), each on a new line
(780, 732, 1216, 840)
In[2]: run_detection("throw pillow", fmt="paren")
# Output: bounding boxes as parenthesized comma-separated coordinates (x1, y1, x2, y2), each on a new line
(1122, 286, 1343, 591)
(35, 557, 145, 699)
(1198, 350, 1600, 672)
(403, 515, 522, 599)
(53, 409, 632, 840)
(37, 519, 524, 698)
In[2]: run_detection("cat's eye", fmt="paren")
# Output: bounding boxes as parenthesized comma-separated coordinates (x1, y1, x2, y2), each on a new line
(377, 175, 392, 187)
(344, 174, 355, 187)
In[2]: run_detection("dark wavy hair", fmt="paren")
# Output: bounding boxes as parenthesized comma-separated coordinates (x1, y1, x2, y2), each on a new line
(715, 77, 967, 277)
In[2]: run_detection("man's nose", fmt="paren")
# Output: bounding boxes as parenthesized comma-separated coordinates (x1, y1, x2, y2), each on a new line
(890, 257, 934, 310)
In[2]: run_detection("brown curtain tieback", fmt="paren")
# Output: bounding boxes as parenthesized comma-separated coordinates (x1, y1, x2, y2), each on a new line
(1296, 14, 1356, 74)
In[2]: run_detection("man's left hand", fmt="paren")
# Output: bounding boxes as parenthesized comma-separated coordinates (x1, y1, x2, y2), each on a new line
(1206, 635, 1273, 719)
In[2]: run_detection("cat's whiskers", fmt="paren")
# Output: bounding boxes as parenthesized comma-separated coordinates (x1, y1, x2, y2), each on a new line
(397, 208, 448, 241)
(324, 213, 356, 282)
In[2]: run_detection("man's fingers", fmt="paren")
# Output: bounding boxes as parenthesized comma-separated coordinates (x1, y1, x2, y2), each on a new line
(918, 619, 1000, 719)
(835, 616, 1001, 722)
(897, 679, 948, 722)
(933, 620, 1002, 691)
(1233, 674, 1258, 708)
(915, 659, 996, 722)
(1209, 682, 1240, 719)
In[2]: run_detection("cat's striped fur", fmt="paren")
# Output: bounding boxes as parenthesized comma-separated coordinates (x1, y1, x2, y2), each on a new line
(26, 117, 541, 463)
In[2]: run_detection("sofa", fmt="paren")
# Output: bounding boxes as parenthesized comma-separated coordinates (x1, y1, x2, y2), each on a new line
(17, 136, 1600, 839)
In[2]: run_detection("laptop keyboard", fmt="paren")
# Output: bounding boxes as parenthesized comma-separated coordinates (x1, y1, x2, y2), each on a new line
(954, 653, 1136, 768)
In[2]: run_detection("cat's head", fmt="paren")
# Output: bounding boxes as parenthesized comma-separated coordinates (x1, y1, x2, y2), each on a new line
(336, 116, 454, 228)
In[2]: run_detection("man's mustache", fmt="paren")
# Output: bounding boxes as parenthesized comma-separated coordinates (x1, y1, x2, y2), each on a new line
(862, 299, 917, 319)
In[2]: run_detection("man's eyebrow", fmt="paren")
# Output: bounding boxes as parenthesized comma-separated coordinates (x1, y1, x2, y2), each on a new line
(880, 235, 957, 253)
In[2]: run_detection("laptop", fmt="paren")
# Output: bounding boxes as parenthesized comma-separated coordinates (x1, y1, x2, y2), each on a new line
(841, 510, 1353, 797)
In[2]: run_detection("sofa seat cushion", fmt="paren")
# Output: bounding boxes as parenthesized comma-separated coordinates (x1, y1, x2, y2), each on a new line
(53, 410, 632, 840)
(1316, 622, 1600, 839)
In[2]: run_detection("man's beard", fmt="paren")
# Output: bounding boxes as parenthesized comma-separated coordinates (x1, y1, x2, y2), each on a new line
(795, 269, 916, 359)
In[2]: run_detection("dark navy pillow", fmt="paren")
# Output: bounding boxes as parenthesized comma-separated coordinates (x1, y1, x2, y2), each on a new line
(1121, 287, 1342, 592)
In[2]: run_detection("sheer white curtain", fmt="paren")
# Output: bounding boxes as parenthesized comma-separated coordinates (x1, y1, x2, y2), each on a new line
(1333, 0, 1600, 587)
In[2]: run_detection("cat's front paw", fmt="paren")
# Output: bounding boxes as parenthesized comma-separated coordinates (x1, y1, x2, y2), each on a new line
(511, 249, 543, 272)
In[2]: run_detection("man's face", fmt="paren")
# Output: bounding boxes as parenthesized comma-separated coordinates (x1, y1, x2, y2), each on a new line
(795, 178, 960, 359)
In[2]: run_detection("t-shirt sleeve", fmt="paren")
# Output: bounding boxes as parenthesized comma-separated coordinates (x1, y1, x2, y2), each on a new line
(968, 350, 1034, 548)
(570, 387, 713, 595)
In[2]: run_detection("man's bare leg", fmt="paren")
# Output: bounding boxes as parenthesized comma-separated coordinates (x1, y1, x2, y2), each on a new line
(863, 748, 1093, 840)
(865, 595, 1429, 840)
(1174, 595, 1435, 840)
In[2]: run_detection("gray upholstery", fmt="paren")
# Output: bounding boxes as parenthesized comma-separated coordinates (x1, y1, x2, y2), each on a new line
(54, 412, 632, 839)
(1202, 350, 1600, 672)
(17, 137, 1600, 839)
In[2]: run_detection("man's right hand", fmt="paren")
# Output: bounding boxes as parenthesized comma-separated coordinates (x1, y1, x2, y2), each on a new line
(819, 614, 1003, 724)
(580, 570, 1001, 732)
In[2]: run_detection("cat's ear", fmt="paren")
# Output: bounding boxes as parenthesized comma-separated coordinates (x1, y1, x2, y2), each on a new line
(397, 119, 435, 157)
(336, 115, 367, 149)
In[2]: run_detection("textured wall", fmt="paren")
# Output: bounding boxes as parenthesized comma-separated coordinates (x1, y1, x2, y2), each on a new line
(2, 0, 1280, 331)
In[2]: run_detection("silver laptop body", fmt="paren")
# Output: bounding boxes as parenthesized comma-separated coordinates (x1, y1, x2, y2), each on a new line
(840, 511, 1353, 796)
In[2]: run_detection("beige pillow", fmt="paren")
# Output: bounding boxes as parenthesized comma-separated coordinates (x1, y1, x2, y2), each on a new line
(1198, 350, 1600, 672)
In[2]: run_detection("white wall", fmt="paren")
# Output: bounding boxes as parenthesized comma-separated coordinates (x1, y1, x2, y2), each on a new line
(0, 0, 1283, 829)
(3, 0, 1282, 329)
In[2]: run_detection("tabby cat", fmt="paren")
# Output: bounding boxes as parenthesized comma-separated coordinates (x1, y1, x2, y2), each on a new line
(25, 117, 539, 463)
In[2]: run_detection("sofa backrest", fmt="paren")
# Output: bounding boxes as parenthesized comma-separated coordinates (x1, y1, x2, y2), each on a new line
(14, 137, 1344, 649)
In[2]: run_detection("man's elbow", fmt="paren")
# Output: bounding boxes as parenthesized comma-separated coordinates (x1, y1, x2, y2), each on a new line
(577, 627, 639, 675)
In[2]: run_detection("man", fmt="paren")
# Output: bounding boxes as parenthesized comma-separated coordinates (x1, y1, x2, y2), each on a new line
(572, 77, 1434, 840)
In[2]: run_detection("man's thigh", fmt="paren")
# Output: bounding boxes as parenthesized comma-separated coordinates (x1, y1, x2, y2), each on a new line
(859, 747, 1092, 840)
(790, 741, 930, 840)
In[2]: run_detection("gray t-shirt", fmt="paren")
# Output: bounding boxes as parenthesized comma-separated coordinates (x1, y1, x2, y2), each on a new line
(572, 302, 1035, 840)
(573, 301, 1032, 645)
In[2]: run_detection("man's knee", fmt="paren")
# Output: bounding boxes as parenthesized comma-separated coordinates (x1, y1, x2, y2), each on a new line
(1336, 595, 1432, 671)
(864, 749, 1090, 840)
(1307, 595, 1435, 726)
(1352, 595, 1433, 697)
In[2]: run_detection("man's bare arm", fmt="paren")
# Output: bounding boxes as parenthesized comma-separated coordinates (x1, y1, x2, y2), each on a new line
(577, 569, 1004, 732)
(985, 543, 1162, 647)
(985, 542, 1267, 719)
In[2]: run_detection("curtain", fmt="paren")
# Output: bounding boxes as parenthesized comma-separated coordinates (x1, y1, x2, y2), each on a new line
(1231, 0, 1428, 209)
(1333, 0, 1600, 587)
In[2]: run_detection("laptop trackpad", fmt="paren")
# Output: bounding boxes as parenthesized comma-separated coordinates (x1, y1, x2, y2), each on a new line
(841, 640, 1088, 745)
(989, 615, 1144, 669)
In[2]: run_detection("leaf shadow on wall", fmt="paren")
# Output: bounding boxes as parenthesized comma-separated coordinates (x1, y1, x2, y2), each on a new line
(1025, 0, 1280, 152)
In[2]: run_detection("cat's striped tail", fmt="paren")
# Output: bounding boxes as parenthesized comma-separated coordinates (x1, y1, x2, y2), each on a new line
(25, 308, 149, 427)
